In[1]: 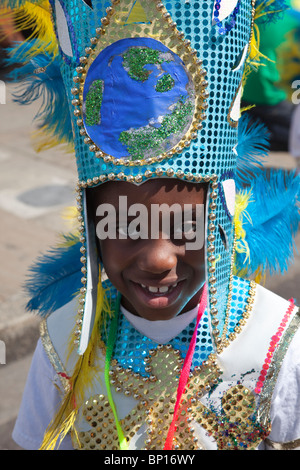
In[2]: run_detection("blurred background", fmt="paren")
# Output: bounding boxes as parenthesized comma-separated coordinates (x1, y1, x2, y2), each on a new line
(0, 0, 299, 450)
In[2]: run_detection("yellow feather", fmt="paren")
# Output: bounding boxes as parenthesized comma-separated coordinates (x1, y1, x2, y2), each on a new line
(243, 0, 282, 84)
(1, 1, 57, 57)
(234, 190, 252, 264)
(40, 276, 113, 450)
(60, 207, 80, 239)
(252, 266, 266, 285)
(30, 128, 75, 155)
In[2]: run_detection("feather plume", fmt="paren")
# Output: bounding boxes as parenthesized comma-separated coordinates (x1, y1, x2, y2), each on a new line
(244, 0, 288, 77)
(2, 0, 43, 7)
(0, 1, 57, 56)
(24, 234, 82, 317)
(234, 169, 300, 279)
(236, 114, 270, 184)
(6, 40, 74, 151)
(40, 278, 113, 450)
(254, 0, 288, 25)
(234, 190, 253, 264)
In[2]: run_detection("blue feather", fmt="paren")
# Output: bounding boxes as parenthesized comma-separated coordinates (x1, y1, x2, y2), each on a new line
(255, 0, 289, 25)
(236, 114, 270, 184)
(235, 169, 300, 277)
(24, 235, 83, 317)
(2, 0, 40, 6)
(6, 40, 73, 148)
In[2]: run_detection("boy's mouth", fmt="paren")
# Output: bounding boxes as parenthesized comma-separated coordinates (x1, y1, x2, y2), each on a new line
(130, 280, 185, 311)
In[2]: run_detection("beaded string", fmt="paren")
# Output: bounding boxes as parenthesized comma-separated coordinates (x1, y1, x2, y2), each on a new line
(213, 0, 241, 35)
(254, 298, 296, 395)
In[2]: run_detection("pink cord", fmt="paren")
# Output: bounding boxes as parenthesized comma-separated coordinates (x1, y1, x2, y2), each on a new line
(163, 284, 208, 450)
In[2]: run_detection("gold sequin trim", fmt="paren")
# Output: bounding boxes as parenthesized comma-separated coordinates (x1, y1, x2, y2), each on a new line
(40, 319, 70, 393)
(74, 345, 222, 450)
(217, 278, 257, 355)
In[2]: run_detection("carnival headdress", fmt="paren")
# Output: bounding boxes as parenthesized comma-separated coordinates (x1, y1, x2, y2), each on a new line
(3, 0, 299, 356)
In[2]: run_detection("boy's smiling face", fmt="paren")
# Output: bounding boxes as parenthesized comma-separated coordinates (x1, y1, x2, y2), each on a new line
(88, 178, 207, 321)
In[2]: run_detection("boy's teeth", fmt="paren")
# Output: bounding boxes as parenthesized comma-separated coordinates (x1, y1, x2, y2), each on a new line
(140, 283, 178, 294)
(149, 286, 159, 293)
(158, 286, 169, 294)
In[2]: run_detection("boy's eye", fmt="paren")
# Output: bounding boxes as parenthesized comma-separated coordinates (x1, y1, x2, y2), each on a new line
(116, 225, 128, 237)
(117, 224, 142, 238)
(173, 221, 197, 239)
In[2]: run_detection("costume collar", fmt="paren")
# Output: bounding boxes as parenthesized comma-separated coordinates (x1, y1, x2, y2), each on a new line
(120, 304, 199, 344)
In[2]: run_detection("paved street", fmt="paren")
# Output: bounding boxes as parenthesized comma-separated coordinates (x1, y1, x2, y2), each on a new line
(0, 83, 299, 450)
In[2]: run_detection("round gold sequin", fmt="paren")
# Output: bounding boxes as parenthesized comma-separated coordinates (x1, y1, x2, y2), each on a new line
(222, 385, 256, 422)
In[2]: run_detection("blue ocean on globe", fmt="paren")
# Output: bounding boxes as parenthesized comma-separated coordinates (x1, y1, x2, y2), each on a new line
(83, 37, 195, 160)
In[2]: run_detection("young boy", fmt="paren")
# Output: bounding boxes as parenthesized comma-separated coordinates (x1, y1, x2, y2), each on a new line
(6, 0, 300, 451)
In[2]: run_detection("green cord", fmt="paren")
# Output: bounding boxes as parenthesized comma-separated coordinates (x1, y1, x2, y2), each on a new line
(104, 294, 128, 450)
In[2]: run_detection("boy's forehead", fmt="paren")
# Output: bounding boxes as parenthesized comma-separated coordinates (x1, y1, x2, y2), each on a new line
(89, 179, 207, 205)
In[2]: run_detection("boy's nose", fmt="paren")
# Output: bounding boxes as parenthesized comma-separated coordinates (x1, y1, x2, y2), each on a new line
(136, 237, 179, 275)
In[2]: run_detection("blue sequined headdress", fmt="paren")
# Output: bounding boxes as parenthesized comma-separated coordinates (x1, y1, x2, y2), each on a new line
(63, 0, 256, 354)
(4, 0, 299, 356)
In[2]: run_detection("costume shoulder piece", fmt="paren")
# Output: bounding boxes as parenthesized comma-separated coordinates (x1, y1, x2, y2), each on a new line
(40, 278, 300, 450)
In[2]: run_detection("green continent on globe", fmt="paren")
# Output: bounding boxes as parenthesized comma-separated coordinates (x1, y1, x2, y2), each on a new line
(122, 46, 172, 82)
(85, 80, 104, 126)
(156, 74, 175, 93)
(119, 97, 194, 160)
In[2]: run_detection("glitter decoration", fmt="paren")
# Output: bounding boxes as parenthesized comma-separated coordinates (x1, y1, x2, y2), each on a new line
(73, 0, 209, 169)
(72, 347, 270, 450)
(122, 46, 171, 82)
(85, 80, 104, 126)
(119, 96, 194, 160)
(222, 385, 256, 422)
(155, 74, 175, 93)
